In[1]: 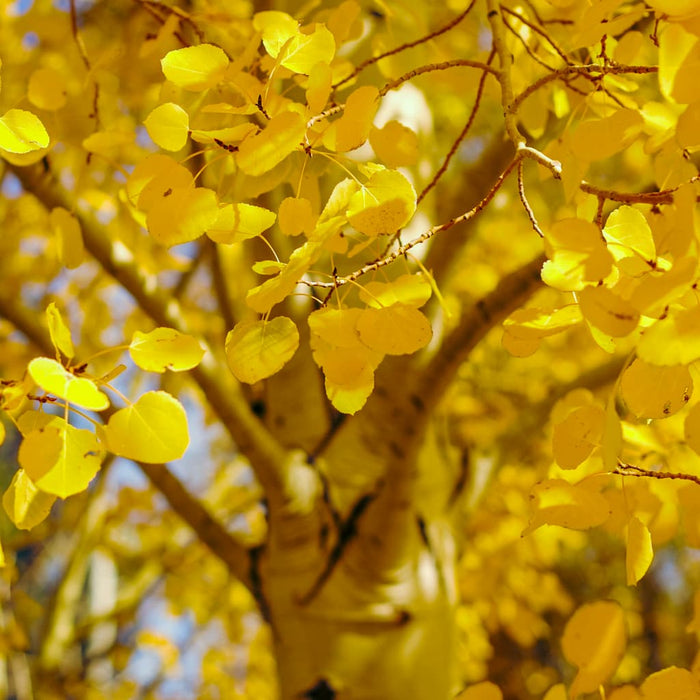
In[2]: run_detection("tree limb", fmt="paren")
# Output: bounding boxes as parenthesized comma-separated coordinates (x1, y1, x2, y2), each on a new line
(9, 162, 291, 507)
(0, 288, 254, 590)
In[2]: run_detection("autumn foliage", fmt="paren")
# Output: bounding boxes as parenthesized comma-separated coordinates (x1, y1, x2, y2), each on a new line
(2, 0, 700, 697)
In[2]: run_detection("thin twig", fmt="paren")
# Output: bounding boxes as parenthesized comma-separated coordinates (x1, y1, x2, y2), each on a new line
(333, 2, 477, 90)
(615, 462, 700, 487)
(501, 5, 571, 65)
(517, 160, 544, 237)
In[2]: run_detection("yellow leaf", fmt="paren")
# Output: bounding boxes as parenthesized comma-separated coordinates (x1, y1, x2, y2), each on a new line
(323, 86, 380, 152)
(126, 154, 193, 210)
(542, 218, 614, 291)
(502, 329, 542, 357)
(347, 169, 416, 236)
(638, 305, 700, 365)
(306, 62, 332, 113)
(2, 469, 56, 530)
(571, 109, 643, 162)
(46, 302, 74, 360)
(144, 102, 189, 152)
(28, 357, 109, 411)
(207, 203, 277, 244)
(369, 121, 419, 167)
(129, 328, 204, 373)
(504, 305, 582, 340)
(0, 421, 4, 447)
(359, 274, 432, 309)
(659, 24, 700, 104)
(524, 479, 611, 534)
(254, 11, 300, 57)
(225, 317, 299, 384)
(552, 404, 606, 469)
(278, 24, 335, 75)
(455, 681, 503, 700)
(50, 206, 85, 269)
(27, 67, 67, 111)
(104, 391, 189, 463)
(161, 44, 229, 91)
(356, 304, 431, 355)
(608, 686, 642, 700)
(626, 515, 654, 585)
(620, 359, 692, 419)
(640, 667, 700, 699)
(236, 111, 306, 176)
(684, 402, 700, 456)
(562, 600, 626, 698)
(603, 206, 656, 263)
(0, 109, 49, 154)
(648, 0, 700, 18)
(18, 425, 63, 481)
(677, 102, 700, 149)
(578, 286, 639, 337)
(278, 197, 315, 236)
(602, 399, 622, 471)
(82, 130, 132, 158)
(542, 684, 568, 700)
(147, 186, 219, 246)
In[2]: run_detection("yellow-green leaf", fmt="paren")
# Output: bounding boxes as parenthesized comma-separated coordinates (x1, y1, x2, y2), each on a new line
(144, 102, 190, 152)
(0, 109, 49, 153)
(206, 203, 276, 244)
(50, 206, 85, 269)
(18, 425, 63, 481)
(46, 302, 74, 360)
(103, 391, 189, 463)
(236, 111, 306, 177)
(356, 304, 431, 355)
(562, 601, 626, 698)
(626, 515, 654, 586)
(129, 328, 205, 373)
(278, 24, 335, 75)
(620, 359, 692, 419)
(603, 206, 656, 263)
(254, 10, 300, 57)
(161, 44, 229, 91)
(347, 169, 416, 236)
(359, 274, 432, 309)
(225, 317, 299, 384)
(2, 469, 56, 530)
(28, 357, 109, 411)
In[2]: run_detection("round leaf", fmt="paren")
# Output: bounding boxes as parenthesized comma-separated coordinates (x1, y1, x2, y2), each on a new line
(225, 317, 299, 384)
(161, 44, 229, 91)
(144, 102, 190, 151)
(129, 328, 205, 373)
(356, 304, 431, 355)
(103, 391, 189, 463)
(28, 357, 109, 411)
(0, 109, 49, 154)
(620, 359, 692, 419)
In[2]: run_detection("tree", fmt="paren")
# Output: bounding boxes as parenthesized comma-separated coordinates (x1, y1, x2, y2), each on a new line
(1, 0, 700, 697)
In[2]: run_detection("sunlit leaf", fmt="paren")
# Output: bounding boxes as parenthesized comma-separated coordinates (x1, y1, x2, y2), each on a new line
(306, 62, 332, 113)
(562, 600, 626, 697)
(323, 86, 379, 152)
(225, 317, 299, 384)
(347, 169, 416, 236)
(356, 304, 431, 355)
(626, 515, 653, 585)
(552, 404, 605, 469)
(638, 305, 700, 365)
(455, 681, 503, 700)
(103, 391, 189, 463)
(603, 206, 656, 263)
(278, 197, 315, 236)
(524, 479, 611, 534)
(359, 274, 432, 309)
(129, 328, 204, 373)
(161, 44, 229, 91)
(640, 667, 700, 699)
(144, 102, 190, 152)
(571, 109, 643, 161)
(278, 24, 335, 75)
(28, 357, 109, 411)
(0, 109, 49, 153)
(207, 203, 277, 244)
(620, 359, 692, 419)
(126, 154, 193, 210)
(147, 186, 219, 246)
(46, 302, 74, 360)
(369, 121, 419, 167)
(254, 10, 300, 57)
(2, 469, 56, 530)
(578, 286, 639, 337)
(236, 111, 306, 176)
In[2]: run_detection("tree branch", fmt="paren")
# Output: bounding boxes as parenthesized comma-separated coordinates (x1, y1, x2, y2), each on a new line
(0, 257, 254, 592)
(417, 253, 546, 411)
(9, 162, 291, 507)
